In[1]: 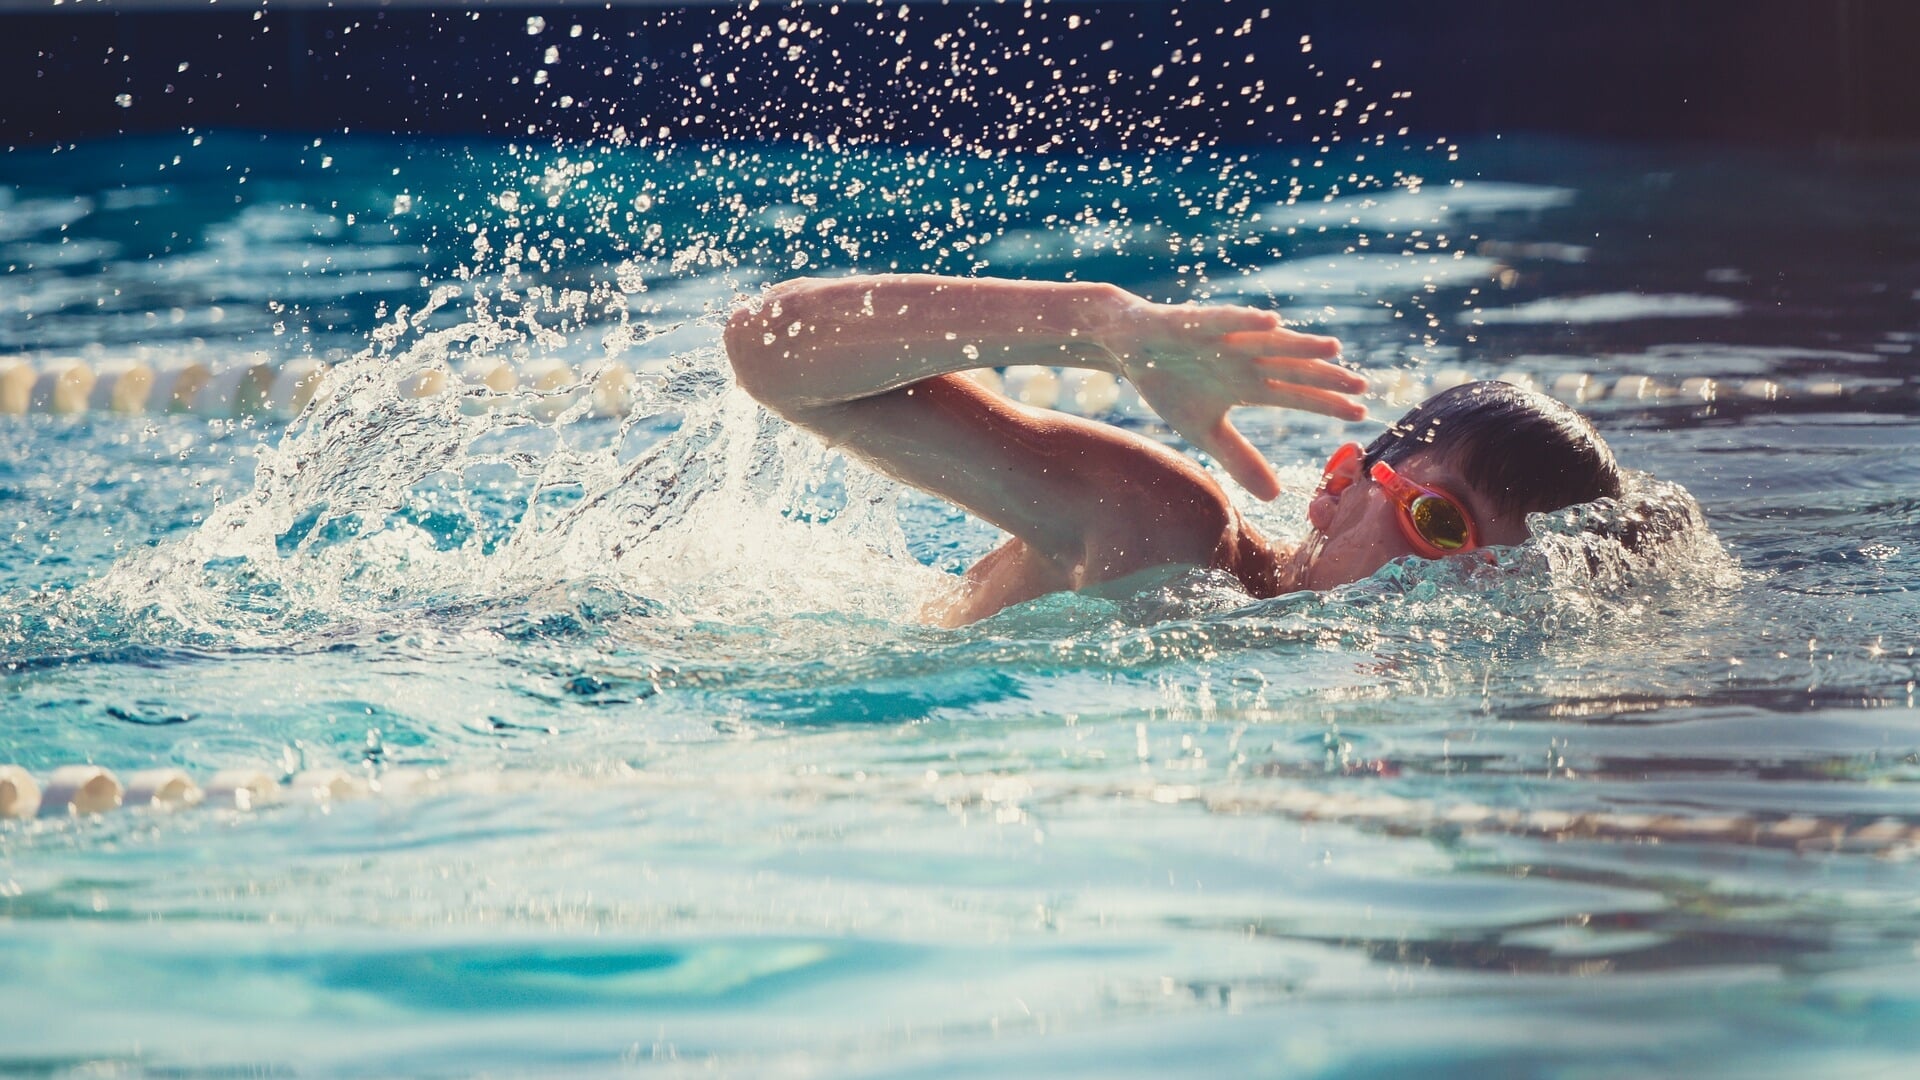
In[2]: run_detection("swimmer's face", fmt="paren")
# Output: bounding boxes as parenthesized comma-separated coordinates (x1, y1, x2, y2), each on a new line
(1287, 447, 1532, 591)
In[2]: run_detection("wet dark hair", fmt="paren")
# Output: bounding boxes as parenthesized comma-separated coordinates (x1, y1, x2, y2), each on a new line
(1361, 381, 1623, 520)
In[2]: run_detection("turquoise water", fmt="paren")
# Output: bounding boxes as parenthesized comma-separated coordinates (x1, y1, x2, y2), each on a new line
(3, 128, 1919, 1077)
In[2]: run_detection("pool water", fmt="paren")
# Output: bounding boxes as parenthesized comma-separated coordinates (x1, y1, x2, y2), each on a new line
(3, 125, 1919, 1077)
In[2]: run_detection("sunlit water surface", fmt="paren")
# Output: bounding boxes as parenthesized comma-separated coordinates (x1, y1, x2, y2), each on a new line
(2, 131, 1919, 1077)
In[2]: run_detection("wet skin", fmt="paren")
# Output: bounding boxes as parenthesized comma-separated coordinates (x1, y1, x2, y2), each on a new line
(724, 274, 1520, 624)
(1284, 448, 1534, 594)
(937, 444, 1529, 625)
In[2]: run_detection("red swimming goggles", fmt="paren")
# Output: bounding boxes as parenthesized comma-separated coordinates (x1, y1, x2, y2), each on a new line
(1319, 442, 1481, 559)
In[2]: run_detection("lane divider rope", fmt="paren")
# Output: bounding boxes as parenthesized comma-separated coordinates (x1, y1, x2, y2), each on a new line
(0, 352, 1895, 421)
(4, 761, 1915, 858)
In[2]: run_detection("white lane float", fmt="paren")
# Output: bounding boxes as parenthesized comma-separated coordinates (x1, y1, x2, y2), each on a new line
(999, 364, 1060, 408)
(87, 358, 158, 414)
(30, 358, 98, 414)
(265, 357, 330, 418)
(0, 353, 1881, 423)
(1382, 370, 1429, 407)
(289, 769, 371, 803)
(1056, 368, 1121, 415)
(0, 765, 41, 819)
(456, 357, 520, 415)
(123, 768, 203, 810)
(396, 363, 450, 400)
(203, 769, 280, 811)
(963, 367, 1004, 396)
(1609, 374, 1661, 400)
(1550, 372, 1595, 404)
(1492, 369, 1539, 394)
(1680, 376, 1718, 401)
(463, 357, 521, 394)
(588, 361, 637, 419)
(521, 357, 578, 421)
(0, 358, 35, 414)
(152, 360, 213, 412)
(39, 765, 123, 816)
(2, 761, 1914, 858)
(189, 357, 275, 417)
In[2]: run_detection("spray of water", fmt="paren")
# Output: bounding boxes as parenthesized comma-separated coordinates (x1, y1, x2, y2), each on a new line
(86, 317, 938, 654)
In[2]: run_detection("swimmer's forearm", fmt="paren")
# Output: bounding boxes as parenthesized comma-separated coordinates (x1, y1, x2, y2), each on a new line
(725, 274, 1128, 413)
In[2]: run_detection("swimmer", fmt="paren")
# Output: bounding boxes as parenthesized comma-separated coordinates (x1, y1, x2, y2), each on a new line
(726, 275, 1622, 624)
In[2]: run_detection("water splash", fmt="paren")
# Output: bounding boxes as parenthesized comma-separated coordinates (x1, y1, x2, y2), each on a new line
(84, 313, 937, 657)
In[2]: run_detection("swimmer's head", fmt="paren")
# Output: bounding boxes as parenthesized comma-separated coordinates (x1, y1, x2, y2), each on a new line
(1288, 381, 1624, 590)
(1360, 381, 1624, 516)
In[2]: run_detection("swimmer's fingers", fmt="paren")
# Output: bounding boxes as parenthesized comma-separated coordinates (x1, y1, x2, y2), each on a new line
(1176, 304, 1283, 337)
(1222, 328, 1344, 362)
(1144, 299, 1282, 334)
(1198, 415, 1282, 501)
(1250, 354, 1369, 394)
(1259, 379, 1372, 422)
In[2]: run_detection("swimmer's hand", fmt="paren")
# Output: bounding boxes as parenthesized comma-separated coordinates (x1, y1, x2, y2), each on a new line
(1101, 298, 1368, 500)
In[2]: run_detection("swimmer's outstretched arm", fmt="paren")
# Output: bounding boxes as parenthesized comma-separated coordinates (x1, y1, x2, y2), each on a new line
(726, 274, 1366, 574)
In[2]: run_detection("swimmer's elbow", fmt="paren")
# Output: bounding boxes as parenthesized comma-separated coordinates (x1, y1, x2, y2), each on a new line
(727, 278, 850, 415)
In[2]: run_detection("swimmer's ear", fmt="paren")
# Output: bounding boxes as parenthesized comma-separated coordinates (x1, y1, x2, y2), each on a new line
(1317, 442, 1364, 497)
(1308, 442, 1363, 532)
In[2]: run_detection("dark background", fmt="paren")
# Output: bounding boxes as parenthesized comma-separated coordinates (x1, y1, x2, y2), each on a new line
(4, 0, 1917, 148)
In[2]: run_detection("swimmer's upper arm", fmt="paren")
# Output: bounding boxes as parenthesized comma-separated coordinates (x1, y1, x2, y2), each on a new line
(722, 274, 1244, 574)
(803, 373, 1235, 575)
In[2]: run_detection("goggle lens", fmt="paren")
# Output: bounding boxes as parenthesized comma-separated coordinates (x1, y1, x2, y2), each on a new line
(1408, 495, 1470, 551)
(1368, 460, 1480, 558)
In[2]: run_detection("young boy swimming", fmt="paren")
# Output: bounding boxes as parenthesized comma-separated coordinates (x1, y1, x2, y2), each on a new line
(725, 274, 1622, 624)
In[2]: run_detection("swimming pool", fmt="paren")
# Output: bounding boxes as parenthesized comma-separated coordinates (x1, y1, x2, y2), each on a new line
(4, 103, 1920, 1080)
